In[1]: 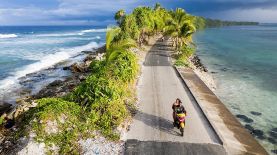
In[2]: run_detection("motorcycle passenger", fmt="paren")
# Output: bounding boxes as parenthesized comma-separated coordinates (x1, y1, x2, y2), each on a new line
(172, 98, 186, 126)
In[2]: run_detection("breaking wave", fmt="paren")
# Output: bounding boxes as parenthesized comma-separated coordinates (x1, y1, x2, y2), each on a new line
(0, 34, 18, 39)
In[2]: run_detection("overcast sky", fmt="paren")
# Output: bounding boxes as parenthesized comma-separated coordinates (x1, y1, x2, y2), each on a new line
(0, 0, 277, 26)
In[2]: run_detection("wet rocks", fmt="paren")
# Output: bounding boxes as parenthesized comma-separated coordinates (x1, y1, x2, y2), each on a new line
(33, 73, 88, 99)
(244, 124, 265, 139)
(0, 103, 11, 116)
(97, 45, 106, 53)
(268, 137, 276, 144)
(81, 50, 94, 54)
(78, 75, 86, 81)
(269, 128, 277, 139)
(70, 63, 87, 73)
(250, 111, 262, 116)
(251, 129, 265, 140)
(34, 88, 57, 98)
(244, 124, 254, 132)
(220, 68, 228, 72)
(236, 114, 253, 123)
(267, 128, 277, 145)
(49, 80, 63, 87)
(190, 55, 208, 72)
(62, 66, 70, 70)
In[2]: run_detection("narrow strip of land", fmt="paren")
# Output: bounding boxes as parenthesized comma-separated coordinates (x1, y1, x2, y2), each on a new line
(124, 38, 226, 155)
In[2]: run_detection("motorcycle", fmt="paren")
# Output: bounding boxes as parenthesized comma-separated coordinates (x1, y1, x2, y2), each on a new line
(175, 113, 186, 136)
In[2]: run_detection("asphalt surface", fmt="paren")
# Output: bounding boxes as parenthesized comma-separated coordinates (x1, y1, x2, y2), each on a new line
(124, 39, 226, 155)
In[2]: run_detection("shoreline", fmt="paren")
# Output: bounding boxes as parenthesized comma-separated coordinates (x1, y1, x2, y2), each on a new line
(0, 45, 105, 116)
(0, 45, 109, 154)
(188, 55, 217, 92)
(186, 54, 275, 154)
(175, 67, 268, 154)
(0, 36, 148, 154)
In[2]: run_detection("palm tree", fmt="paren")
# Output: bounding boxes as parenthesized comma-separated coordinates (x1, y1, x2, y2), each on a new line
(165, 8, 196, 50)
(114, 9, 126, 25)
(154, 3, 162, 11)
(133, 7, 155, 45)
(106, 27, 136, 62)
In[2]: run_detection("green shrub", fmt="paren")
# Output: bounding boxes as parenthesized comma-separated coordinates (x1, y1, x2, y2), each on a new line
(0, 116, 4, 125)
(174, 59, 189, 67)
(107, 50, 139, 82)
(17, 98, 86, 154)
(67, 75, 122, 108)
(180, 45, 195, 58)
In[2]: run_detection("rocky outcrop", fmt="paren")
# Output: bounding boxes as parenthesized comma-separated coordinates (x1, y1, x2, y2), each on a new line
(34, 52, 106, 99)
(189, 55, 208, 72)
(0, 46, 107, 154)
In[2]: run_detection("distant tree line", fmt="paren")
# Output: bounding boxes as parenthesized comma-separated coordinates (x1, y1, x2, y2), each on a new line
(194, 16, 259, 29)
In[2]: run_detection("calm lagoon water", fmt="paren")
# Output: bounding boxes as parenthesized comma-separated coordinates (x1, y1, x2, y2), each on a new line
(193, 24, 277, 153)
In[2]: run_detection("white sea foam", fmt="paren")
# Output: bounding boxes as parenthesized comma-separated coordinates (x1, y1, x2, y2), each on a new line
(37, 32, 83, 37)
(0, 34, 18, 39)
(81, 29, 107, 33)
(36, 28, 106, 37)
(0, 41, 99, 90)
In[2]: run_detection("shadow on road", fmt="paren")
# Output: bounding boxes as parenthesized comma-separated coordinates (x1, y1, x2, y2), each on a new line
(124, 139, 226, 155)
(134, 111, 180, 136)
(143, 40, 173, 67)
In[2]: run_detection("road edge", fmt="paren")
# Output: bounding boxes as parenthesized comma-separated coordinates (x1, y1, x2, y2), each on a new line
(174, 66, 268, 155)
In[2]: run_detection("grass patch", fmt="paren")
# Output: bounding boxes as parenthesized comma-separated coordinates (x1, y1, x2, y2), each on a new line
(174, 46, 195, 67)
(16, 98, 89, 154)
(0, 116, 4, 126)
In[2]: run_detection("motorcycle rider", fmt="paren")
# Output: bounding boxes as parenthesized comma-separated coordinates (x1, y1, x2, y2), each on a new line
(172, 98, 186, 126)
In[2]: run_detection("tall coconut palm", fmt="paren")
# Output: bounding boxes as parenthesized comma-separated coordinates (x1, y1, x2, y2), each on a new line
(165, 8, 196, 50)
(106, 27, 136, 62)
(133, 7, 155, 45)
(114, 10, 126, 25)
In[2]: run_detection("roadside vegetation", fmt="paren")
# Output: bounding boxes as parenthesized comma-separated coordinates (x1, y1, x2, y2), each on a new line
(2, 3, 246, 154)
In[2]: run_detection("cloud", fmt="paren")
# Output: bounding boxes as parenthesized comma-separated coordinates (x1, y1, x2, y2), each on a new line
(0, 0, 277, 25)
(171, 0, 277, 12)
(201, 8, 277, 23)
(0, 0, 146, 25)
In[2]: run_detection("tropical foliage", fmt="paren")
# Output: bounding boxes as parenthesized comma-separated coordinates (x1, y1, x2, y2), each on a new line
(12, 3, 202, 154)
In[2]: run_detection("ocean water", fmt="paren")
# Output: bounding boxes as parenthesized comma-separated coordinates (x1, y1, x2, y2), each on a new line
(0, 26, 106, 102)
(193, 24, 277, 153)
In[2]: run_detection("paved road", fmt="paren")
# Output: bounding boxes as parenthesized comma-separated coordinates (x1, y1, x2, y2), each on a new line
(124, 39, 226, 155)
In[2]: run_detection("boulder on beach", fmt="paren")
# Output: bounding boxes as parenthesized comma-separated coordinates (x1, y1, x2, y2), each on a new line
(95, 45, 106, 54)
(70, 63, 87, 73)
(48, 80, 63, 87)
(63, 66, 70, 70)
(190, 55, 208, 72)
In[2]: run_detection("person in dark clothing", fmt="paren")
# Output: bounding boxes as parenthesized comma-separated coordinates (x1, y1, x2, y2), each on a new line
(172, 98, 186, 126)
